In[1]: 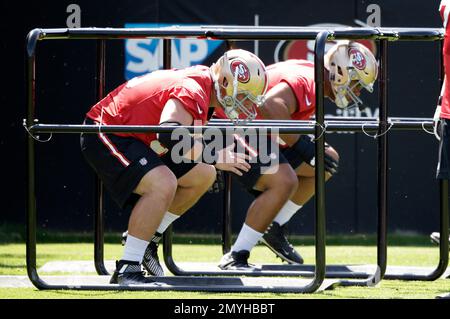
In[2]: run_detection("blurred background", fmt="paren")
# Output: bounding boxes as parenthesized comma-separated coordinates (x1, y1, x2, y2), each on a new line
(1, 0, 444, 236)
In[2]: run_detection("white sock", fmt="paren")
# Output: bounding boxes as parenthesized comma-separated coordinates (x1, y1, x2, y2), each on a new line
(121, 234, 149, 263)
(273, 200, 302, 226)
(232, 223, 263, 252)
(156, 211, 180, 234)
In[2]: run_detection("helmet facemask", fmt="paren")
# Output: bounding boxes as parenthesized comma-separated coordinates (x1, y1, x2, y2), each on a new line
(332, 70, 375, 110)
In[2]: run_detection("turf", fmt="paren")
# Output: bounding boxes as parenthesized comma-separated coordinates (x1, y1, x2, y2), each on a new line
(0, 241, 449, 299)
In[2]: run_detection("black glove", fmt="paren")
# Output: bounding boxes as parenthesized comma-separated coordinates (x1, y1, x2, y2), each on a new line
(287, 135, 339, 175)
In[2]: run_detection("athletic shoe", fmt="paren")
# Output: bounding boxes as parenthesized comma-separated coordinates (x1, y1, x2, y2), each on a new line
(142, 233, 165, 276)
(436, 293, 450, 299)
(218, 250, 255, 270)
(430, 232, 450, 249)
(110, 260, 155, 285)
(430, 232, 440, 245)
(121, 230, 128, 246)
(260, 222, 304, 264)
(121, 231, 164, 276)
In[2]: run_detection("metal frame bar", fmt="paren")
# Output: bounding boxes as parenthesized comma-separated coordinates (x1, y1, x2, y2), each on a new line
(25, 27, 332, 293)
(376, 39, 389, 281)
(160, 36, 447, 283)
(26, 26, 443, 41)
(25, 26, 449, 292)
(221, 172, 233, 254)
(27, 120, 438, 134)
(93, 39, 109, 276)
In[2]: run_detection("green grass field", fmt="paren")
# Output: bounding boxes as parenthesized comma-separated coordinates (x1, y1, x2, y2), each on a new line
(0, 230, 449, 299)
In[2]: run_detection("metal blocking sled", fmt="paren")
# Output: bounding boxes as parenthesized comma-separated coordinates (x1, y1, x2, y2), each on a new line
(25, 26, 448, 293)
(157, 28, 449, 284)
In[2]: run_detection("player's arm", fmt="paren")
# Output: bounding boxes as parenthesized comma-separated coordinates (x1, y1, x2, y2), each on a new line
(159, 98, 202, 161)
(435, 1, 450, 139)
(433, 76, 446, 141)
(440, 0, 450, 28)
(259, 82, 300, 146)
(158, 99, 250, 175)
(260, 83, 338, 175)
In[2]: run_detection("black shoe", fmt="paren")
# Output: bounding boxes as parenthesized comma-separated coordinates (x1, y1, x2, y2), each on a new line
(260, 222, 304, 264)
(122, 231, 165, 276)
(218, 250, 254, 270)
(142, 233, 164, 276)
(110, 260, 155, 285)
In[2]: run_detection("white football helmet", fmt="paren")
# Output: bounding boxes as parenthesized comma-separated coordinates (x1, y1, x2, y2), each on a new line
(324, 41, 379, 109)
(211, 49, 268, 122)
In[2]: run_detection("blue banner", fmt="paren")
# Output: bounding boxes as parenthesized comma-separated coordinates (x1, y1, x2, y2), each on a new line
(124, 23, 224, 80)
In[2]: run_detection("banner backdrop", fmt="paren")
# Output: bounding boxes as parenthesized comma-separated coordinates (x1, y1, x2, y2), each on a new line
(2, 0, 443, 235)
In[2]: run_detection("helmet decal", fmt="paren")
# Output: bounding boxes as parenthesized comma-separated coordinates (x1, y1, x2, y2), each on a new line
(349, 48, 367, 70)
(230, 60, 250, 83)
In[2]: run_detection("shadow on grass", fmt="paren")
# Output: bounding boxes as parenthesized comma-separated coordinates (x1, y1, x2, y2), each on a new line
(0, 263, 27, 269)
(35, 289, 127, 298)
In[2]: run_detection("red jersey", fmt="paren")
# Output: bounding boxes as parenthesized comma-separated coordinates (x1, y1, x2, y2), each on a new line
(86, 65, 212, 146)
(440, 0, 450, 119)
(213, 59, 316, 121)
(265, 60, 316, 121)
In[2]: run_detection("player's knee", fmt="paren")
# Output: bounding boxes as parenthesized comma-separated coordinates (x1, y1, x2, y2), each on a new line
(137, 166, 178, 200)
(202, 164, 217, 187)
(185, 163, 217, 188)
(283, 169, 299, 194)
(265, 164, 298, 195)
(159, 175, 178, 201)
(199, 163, 216, 179)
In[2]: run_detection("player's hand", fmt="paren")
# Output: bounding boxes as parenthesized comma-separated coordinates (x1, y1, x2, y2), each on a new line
(433, 102, 442, 141)
(285, 136, 339, 175)
(214, 143, 251, 176)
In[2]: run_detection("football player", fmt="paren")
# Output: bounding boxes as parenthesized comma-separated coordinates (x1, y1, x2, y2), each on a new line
(81, 49, 268, 284)
(215, 41, 379, 268)
(430, 0, 450, 249)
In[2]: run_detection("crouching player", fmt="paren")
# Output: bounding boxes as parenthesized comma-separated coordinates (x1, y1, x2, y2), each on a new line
(430, 0, 450, 249)
(215, 41, 379, 268)
(81, 49, 268, 284)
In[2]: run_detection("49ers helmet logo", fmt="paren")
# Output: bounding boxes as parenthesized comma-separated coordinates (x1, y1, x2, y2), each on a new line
(230, 60, 250, 83)
(349, 48, 367, 70)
